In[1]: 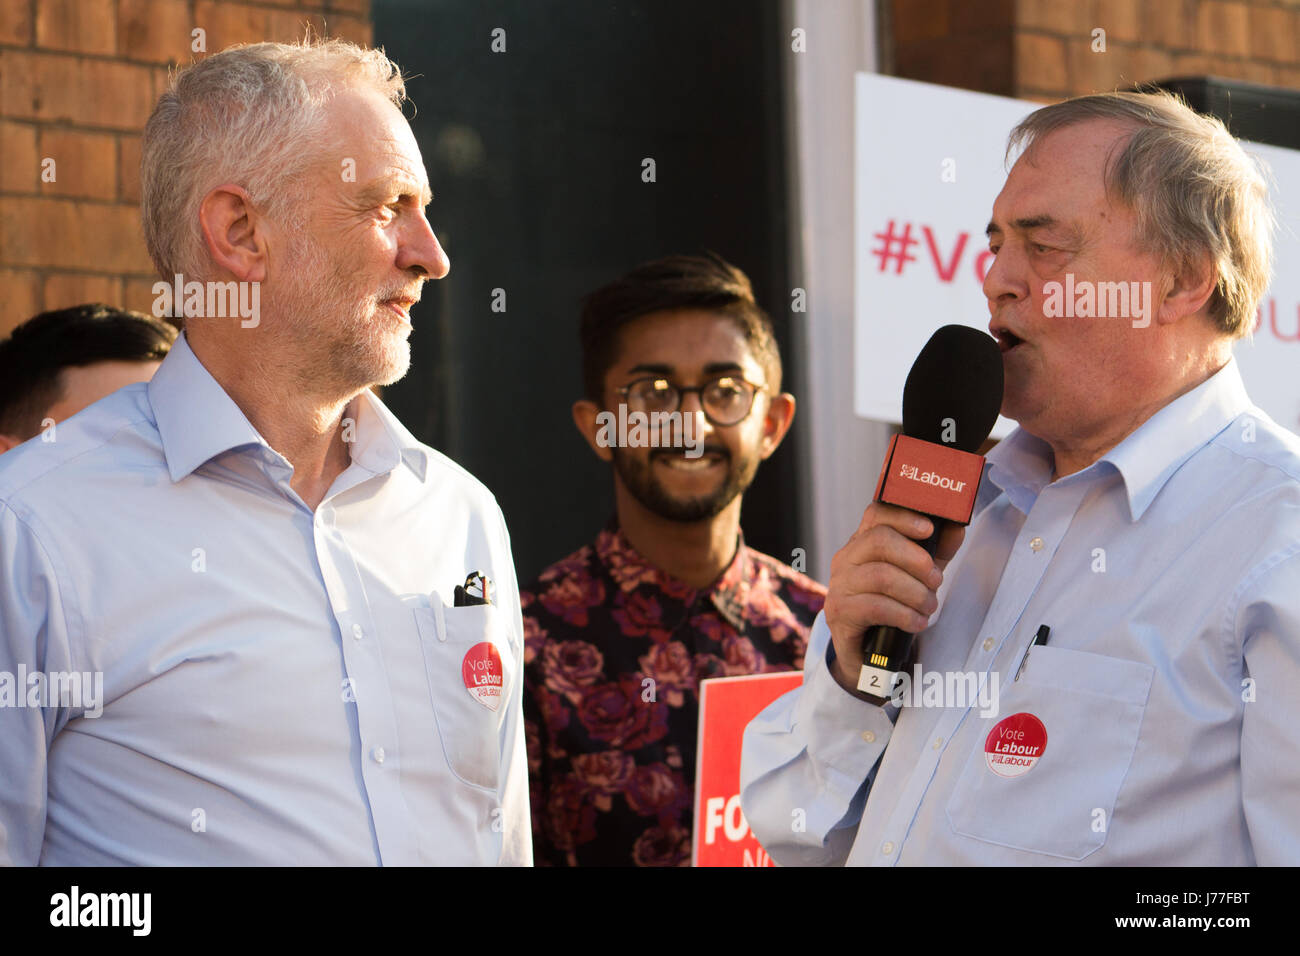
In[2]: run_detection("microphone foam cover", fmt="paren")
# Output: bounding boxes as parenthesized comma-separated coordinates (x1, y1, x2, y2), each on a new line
(901, 325, 1005, 453)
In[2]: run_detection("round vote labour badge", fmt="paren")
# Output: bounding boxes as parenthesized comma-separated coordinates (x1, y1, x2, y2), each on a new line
(461, 642, 504, 711)
(984, 712, 1047, 778)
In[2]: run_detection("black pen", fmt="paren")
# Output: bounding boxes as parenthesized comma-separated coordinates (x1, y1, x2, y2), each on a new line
(1014, 624, 1051, 681)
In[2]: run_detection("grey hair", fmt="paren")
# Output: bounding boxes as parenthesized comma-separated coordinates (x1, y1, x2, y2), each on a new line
(141, 38, 407, 282)
(1007, 89, 1275, 338)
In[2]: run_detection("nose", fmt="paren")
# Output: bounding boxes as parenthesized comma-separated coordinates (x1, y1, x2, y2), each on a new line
(398, 208, 450, 280)
(981, 242, 1026, 314)
(677, 389, 715, 439)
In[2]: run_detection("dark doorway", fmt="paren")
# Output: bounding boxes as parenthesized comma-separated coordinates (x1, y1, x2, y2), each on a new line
(374, 0, 802, 584)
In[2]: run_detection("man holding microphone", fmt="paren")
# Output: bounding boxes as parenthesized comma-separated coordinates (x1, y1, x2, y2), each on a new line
(740, 90, 1300, 865)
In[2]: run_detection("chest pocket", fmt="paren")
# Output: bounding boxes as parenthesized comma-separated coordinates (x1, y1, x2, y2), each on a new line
(945, 644, 1153, 860)
(414, 597, 517, 792)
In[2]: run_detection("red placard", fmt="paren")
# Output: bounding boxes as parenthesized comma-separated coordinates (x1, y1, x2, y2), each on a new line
(692, 671, 804, 867)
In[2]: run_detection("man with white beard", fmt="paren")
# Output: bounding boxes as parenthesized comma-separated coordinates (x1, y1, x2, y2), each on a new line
(0, 39, 529, 866)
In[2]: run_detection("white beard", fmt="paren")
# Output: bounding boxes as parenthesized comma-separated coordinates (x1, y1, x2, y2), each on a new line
(275, 233, 413, 393)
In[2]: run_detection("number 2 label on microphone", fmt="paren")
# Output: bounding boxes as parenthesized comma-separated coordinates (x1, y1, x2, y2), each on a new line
(857, 662, 896, 696)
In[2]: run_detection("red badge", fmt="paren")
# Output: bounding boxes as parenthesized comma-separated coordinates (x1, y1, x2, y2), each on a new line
(461, 641, 504, 711)
(984, 712, 1047, 778)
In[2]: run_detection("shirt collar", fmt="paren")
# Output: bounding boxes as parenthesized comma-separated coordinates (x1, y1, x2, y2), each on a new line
(595, 519, 752, 630)
(985, 358, 1252, 522)
(149, 333, 266, 482)
(148, 332, 428, 484)
(347, 388, 428, 480)
(1101, 358, 1251, 521)
(983, 428, 1054, 518)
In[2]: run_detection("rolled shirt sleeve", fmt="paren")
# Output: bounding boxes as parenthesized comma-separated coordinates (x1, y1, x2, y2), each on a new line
(740, 611, 896, 866)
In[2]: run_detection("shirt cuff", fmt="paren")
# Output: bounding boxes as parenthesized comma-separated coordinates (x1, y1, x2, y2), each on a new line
(792, 613, 897, 789)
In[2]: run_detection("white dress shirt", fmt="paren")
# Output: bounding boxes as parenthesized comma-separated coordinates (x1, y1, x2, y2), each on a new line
(740, 359, 1300, 865)
(0, 333, 531, 865)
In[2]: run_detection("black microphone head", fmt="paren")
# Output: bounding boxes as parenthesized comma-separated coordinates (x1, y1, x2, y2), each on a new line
(901, 325, 1004, 452)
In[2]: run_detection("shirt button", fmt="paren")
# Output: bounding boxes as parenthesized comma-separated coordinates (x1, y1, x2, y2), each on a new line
(982, 637, 994, 652)
(352, 623, 364, 640)
(933, 737, 943, 749)
(881, 841, 894, 855)
(862, 730, 876, 743)
(1030, 536, 1044, 552)
(372, 747, 386, 765)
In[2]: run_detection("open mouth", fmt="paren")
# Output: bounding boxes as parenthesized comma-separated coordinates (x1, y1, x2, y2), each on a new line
(993, 329, 1024, 353)
(654, 451, 725, 472)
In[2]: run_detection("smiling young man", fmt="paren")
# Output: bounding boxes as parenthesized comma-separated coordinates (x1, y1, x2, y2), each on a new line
(740, 91, 1300, 866)
(522, 253, 826, 866)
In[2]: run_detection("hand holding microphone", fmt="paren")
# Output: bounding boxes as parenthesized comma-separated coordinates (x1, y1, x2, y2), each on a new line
(825, 502, 966, 696)
(825, 325, 1004, 703)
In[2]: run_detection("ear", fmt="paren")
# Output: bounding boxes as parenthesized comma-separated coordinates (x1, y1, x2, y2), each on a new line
(572, 398, 614, 462)
(0, 432, 24, 453)
(198, 184, 268, 283)
(1155, 252, 1217, 327)
(757, 392, 796, 460)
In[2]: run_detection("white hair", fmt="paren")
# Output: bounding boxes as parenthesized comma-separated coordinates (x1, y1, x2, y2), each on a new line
(141, 38, 406, 282)
(1008, 90, 1275, 338)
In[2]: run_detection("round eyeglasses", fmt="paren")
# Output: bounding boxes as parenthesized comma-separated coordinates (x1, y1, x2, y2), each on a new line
(614, 375, 765, 427)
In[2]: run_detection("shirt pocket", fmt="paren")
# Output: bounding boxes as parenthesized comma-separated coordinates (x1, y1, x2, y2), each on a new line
(944, 644, 1153, 860)
(413, 597, 517, 792)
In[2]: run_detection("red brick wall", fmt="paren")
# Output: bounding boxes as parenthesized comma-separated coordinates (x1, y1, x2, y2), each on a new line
(0, 0, 372, 336)
(889, 0, 1017, 95)
(890, 0, 1300, 102)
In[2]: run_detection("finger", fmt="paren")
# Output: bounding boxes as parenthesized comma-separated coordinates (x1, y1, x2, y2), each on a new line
(851, 501, 936, 542)
(837, 526, 943, 589)
(835, 560, 939, 617)
(830, 587, 934, 637)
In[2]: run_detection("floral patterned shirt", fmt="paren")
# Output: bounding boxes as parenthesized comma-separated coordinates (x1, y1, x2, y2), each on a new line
(521, 521, 826, 866)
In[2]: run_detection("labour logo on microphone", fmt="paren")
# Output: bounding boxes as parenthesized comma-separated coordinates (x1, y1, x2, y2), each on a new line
(984, 712, 1047, 777)
(874, 434, 985, 525)
(462, 641, 504, 711)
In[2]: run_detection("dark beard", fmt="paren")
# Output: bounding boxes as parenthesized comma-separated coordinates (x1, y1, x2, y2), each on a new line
(611, 446, 760, 522)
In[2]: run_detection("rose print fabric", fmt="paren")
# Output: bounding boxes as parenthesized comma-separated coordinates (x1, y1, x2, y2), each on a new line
(522, 521, 826, 866)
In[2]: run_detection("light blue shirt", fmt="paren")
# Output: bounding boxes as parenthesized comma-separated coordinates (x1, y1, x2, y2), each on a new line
(0, 334, 531, 865)
(741, 359, 1300, 865)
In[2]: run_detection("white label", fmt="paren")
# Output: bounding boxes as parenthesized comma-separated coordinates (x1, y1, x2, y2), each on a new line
(857, 663, 897, 696)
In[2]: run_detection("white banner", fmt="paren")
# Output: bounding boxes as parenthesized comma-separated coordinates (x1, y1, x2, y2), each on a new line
(855, 73, 1300, 436)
